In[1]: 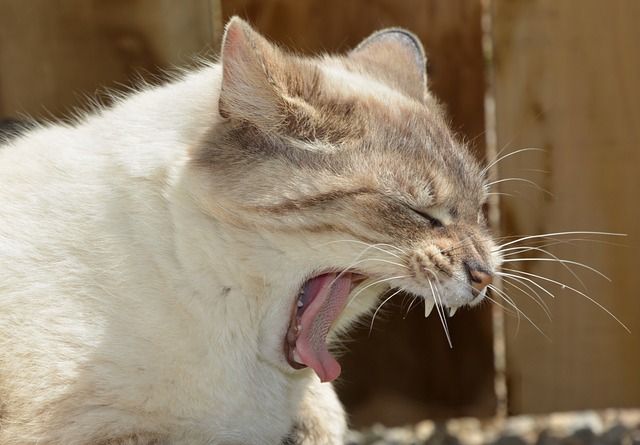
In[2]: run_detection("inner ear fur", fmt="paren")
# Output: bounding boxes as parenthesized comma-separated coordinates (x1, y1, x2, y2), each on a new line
(218, 17, 295, 130)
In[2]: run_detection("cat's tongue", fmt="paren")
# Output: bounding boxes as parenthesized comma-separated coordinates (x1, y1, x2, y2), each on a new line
(294, 273, 352, 383)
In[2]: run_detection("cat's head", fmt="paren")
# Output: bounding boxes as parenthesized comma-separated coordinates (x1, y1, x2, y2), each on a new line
(191, 17, 500, 383)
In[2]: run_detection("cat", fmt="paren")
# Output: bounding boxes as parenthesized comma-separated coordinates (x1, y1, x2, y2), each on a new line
(0, 17, 498, 445)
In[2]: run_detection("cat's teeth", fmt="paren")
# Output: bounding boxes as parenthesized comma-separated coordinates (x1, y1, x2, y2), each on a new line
(448, 307, 458, 317)
(424, 300, 435, 317)
(292, 349, 304, 365)
(297, 299, 304, 308)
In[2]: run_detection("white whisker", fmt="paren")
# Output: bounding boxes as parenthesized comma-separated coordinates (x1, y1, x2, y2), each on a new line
(498, 270, 560, 301)
(500, 275, 553, 320)
(369, 288, 404, 334)
(501, 257, 611, 282)
(484, 292, 519, 319)
(427, 276, 452, 348)
(489, 284, 551, 341)
(482, 147, 545, 176)
(345, 275, 407, 310)
(498, 269, 630, 333)
(402, 294, 421, 318)
(498, 243, 602, 291)
(486, 177, 555, 199)
(497, 231, 626, 250)
(311, 239, 407, 260)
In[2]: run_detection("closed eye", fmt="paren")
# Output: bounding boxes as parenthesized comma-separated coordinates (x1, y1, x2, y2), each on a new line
(409, 207, 444, 228)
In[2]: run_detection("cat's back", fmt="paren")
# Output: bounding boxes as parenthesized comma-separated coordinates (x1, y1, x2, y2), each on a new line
(0, 64, 226, 442)
(0, 63, 222, 259)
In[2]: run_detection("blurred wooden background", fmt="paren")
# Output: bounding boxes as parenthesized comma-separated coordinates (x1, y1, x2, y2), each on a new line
(492, 0, 640, 414)
(1, 0, 638, 429)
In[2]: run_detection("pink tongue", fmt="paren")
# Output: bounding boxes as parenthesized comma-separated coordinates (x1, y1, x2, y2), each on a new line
(296, 273, 352, 383)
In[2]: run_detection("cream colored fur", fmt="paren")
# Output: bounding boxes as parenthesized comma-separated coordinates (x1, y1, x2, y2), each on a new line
(0, 17, 497, 444)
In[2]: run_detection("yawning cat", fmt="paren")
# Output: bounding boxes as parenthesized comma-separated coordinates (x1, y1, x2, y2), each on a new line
(0, 17, 497, 444)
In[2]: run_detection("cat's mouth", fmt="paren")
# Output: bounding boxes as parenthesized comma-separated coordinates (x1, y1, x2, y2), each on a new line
(284, 272, 366, 383)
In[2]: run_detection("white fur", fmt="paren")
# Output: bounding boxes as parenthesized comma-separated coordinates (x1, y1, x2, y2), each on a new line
(0, 64, 352, 444)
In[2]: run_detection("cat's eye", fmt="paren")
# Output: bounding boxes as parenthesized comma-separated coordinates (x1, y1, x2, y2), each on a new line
(409, 207, 444, 228)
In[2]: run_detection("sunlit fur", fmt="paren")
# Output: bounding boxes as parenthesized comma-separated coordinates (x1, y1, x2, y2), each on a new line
(0, 17, 620, 445)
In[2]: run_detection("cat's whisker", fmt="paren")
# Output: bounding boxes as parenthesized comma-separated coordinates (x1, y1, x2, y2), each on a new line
(497, 231, 626, 250)
(488, 284, 551, 340)
(311, 239, 407, 259)
(489, 177, 556, 200)
(426, 275, 452, 348)
(369, 287, 404, 335)
(488, 189, 539, 203)
(498, 270, 559, 301)
(501, 257, 611, 284)
(486, 176, 548, 193)
(500, 275, 553, 320)
(481, 147, 545, 177)
(498, 268, 631, 333)
(484, 287, 519, 319)
(402, 293, 421, 319)
(488, 285, 523, 337)
(498, 243, 607, 291)
(358, 258, 409, 269)
(330, 257, 409, 285)
(499, 243, 573, 257)
(322, 242, 411, 290)
(344, 275, 408, 310)
(486, 191, 521, 198)
(498, 236, 628, 251)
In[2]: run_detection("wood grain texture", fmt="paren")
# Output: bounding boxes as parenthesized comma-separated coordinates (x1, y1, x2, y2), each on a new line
(492, 0, 640, 414)
(222, 0, 496, 426)
(0, 0, 221, 119)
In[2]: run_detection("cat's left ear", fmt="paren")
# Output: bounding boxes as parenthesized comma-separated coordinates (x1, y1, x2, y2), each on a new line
(349, 29, 428, 102)
(217, 17, 295, 130)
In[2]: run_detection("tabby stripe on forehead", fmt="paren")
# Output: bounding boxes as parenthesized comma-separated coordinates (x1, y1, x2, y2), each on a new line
(252, 187, 376, 215)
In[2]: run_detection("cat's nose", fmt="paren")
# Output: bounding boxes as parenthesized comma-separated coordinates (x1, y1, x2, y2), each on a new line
(465, 263, 494, 293)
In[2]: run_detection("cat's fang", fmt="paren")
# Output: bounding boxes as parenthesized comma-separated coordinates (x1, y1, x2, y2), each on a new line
(424, 300, 435, 317)
(292, 349, 304, 365)
(448, 307, 458, 317)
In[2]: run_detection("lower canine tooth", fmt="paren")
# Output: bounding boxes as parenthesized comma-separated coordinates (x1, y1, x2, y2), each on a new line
(293, 349, 304, 365)
(424, 300, 435, 317)
(297, 299, 304, 308)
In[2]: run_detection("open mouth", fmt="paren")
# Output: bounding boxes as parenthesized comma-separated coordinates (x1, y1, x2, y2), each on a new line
(284, 272, 366, 383)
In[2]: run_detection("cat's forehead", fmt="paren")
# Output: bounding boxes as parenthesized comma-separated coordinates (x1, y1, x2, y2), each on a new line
(311, 58, 486, 213)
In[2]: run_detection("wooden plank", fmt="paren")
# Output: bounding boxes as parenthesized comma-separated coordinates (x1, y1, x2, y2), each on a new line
(222, 0, 495, 426)
(492, 0, 640, 413)
(0, 0, 222, 120)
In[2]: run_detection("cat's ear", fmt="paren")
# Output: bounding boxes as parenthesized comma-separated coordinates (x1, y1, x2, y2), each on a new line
(218, 17, 292, 129)
(349, 29, 428, 102)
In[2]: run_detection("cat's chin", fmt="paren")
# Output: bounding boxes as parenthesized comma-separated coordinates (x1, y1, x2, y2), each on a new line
(284, 271, 367, 383)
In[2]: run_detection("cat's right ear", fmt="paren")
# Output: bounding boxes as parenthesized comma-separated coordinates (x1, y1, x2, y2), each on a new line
(218, 17, 289, 130)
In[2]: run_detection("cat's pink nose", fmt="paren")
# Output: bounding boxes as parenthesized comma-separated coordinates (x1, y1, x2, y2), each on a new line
(469, 267, 493, 292)
(464, 261, 494, 294)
